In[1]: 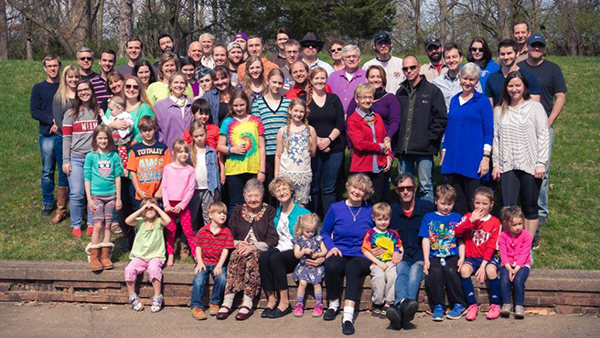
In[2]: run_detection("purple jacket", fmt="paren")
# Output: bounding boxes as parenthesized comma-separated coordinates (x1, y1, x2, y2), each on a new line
(154, 96, 194, 150)
(327, 68, 367, 112)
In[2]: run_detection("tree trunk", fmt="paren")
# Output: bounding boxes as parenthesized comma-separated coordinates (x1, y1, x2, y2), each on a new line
(0, 0, 8, 59)
(25, 17, 33, 60)
(497, 0, 510, 39)
(438, 0, 448, 44)
(185, 0, 195, 55)
(118, 0, 133, 58)
(70, 0, 92, 49)
(96, 0, 104, 46)
(411, 0, 422, 49)
(564, 0, 579, 56)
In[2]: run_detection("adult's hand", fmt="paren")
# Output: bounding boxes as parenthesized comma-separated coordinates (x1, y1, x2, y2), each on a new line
(492, 167, 501, 181)
(534, 165, 546, 179)
(62, 163, 72, 175)
(305, 257, 325, 268)
(326, 247, 342, 258)
(50, 123, 58, 134)
(109, 119, 129, 130)
(478, 157, 490, 177)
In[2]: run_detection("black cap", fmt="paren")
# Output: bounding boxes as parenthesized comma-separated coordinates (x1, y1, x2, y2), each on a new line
(374, 31, 391, 44)
(425, 38, 441, 49)
(299, 32, 325, 51)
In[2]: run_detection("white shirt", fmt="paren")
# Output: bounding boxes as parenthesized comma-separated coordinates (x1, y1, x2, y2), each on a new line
(275, 213, 293, 251)
(363, 56, 405, 93)
(194, 152, 208, 189)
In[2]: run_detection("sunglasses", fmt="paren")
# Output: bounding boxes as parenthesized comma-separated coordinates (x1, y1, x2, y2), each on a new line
(402, 65, 418, 72)
(79, 57, 93, 61)
(330, 47, 342, 53)
(303, 43, 318, 49)
(396, 186, 415, 192)
(470, 47, 484, 53)
(530, 43, 545, 49)
(125, 84, 140, 90)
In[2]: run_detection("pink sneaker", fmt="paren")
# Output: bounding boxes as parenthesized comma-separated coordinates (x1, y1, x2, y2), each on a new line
(486, 304, 501, 320)
(312, 303, 323, 317)
(293, 303, 304, 317)
(466, 304, 479, 321)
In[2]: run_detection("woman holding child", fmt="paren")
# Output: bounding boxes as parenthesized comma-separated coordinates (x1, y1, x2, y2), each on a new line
(217, 179, 278, 321)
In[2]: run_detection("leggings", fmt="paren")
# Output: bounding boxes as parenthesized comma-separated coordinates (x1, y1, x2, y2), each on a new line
(501, 170, 542, 220)
(324, 255, 371, 302)
(165, 200, 196, 257)
(447, 174, 484, 215)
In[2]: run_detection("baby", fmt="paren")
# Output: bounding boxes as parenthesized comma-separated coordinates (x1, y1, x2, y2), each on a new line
(102, 96, 133, 146)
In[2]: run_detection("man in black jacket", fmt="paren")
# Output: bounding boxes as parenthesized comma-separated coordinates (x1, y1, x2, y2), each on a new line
(395, 55, 447, 202)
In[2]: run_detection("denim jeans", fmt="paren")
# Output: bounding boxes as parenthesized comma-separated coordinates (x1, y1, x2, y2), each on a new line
(310, 151, 344, 215)
(398, 154, 434, 202)
(67, 157, 91, 228)
(190, 264, 228, 308)
(395, 260, 425, 304)
(39, 134, 68, 205)
(538, 127, 554, 218)
(500, 266, 530, 306)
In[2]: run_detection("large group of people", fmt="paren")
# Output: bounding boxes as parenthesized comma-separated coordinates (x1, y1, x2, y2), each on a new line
(29, 22, 566, 335)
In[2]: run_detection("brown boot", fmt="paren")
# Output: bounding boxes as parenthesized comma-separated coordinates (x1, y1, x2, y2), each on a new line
(100, 243, 115, 270)
(86, 243, 103, 272)
(50, 187, 69, 224)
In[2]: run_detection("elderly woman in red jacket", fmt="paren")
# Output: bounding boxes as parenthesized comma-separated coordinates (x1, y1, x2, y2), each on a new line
(346, 83, 393, 204)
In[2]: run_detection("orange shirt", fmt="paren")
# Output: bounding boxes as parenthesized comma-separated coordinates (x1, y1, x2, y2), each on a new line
(127, 141, 172, 200)
(237, 56, 279, 80)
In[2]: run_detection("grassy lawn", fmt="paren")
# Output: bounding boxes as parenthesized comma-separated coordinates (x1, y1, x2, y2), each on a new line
(0, 56, 598, 269)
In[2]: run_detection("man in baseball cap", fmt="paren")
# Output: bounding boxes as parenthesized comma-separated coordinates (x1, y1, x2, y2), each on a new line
(420, 38, 448, 82)
(363, 31, 405, 93)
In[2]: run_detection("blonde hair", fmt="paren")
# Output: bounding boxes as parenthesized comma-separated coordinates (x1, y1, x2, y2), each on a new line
(435, 184, 457, 203)
(268, 176, 295, 196)
(294, 213, 321, 238)
(285, 98, 312, 152)
(208, 202, 228, 215)
(241, 55, 266, 98)
(189, 121, 207, 167)
(171, 139, 190, 159)
(372, 202, 392, 219)
(345, 173, 374, 201)
(354, 83, 376, 98)
(57, 65, 79, 106)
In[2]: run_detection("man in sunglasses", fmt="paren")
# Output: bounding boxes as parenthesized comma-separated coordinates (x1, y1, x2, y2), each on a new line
(363, 31, 404, 93)
(300, 32, 334, 75)
(395, 55, 447, 203)
(76, 47, 98, 81)
(420, 38, 448, 82)
(518, 33, 567, 248)
(386, 173, 435, 330)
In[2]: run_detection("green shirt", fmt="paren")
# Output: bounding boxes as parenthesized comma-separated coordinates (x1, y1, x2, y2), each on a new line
(146, 82, 194, 106)
(83, 151, 123, 195)
(130, 218, 166, 260)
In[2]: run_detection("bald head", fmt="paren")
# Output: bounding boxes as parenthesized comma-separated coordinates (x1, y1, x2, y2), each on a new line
(188, 41, 202, 62)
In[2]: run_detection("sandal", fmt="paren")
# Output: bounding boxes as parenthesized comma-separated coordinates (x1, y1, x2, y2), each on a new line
(111, 223, 122, 234)
(216, 305, 231, 320)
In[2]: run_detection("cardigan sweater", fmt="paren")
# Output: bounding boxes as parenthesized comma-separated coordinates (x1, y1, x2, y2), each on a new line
(274, 204, 311, 238)
(498, 230, 532, 267)
(228, 204, 278, 251)
(346, 109, 393, 172)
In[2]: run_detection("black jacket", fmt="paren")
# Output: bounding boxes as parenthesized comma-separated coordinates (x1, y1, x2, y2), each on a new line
(395, 76, 447, 156)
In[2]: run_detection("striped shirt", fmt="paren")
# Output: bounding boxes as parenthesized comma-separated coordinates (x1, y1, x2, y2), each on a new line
(194, 224, 235, 265)
(62, 108, 98, 164)
(252, 96, 290, 156)
(492, 100, 549, 176)
(90, 74, 110, 108)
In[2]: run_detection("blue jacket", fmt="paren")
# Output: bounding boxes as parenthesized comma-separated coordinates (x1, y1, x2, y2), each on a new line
(274, 204, 311, 236)
(441, 91, 493, 180)
(204, 146, 220, 195)
(201, 88, 220, 126)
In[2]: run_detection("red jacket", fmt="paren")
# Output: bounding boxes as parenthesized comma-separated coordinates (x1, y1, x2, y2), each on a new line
(455, 213, 501, 261)
(347, 110, 393, 172)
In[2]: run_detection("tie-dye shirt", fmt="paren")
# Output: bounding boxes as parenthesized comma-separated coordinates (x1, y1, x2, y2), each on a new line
(418, 212, 462, 258)
(361, 228, 402, 262)
(220, 115, 265, 175)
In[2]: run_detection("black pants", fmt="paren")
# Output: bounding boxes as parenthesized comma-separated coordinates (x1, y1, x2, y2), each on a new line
(364, 171, 390, 205)
(425, 255, 467, 309)
(501, 170, 542, 220)
(447, 174, 484, 215)
(227, 173, 256, 210)
(324, 255, 371, 302)
(118, 178, 135, 251)
(259, 249, 299, 292)
(263, 155, 277, 206)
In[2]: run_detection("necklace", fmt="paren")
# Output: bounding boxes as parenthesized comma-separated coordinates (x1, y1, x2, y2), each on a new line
(347, 201, 362, 222)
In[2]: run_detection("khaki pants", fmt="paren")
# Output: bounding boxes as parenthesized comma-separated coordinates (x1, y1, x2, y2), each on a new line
(370, 262, 397, 305)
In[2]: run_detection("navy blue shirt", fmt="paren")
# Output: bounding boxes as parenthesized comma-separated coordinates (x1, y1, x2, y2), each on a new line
(484, 68, 541, 107)
(518, 59, 567, 116)
(390, 199, 436, 263)
(30, 80, 59, 135)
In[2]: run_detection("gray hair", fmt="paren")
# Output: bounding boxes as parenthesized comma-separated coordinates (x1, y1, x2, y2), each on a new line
(243, 178, 265, 196)
(77, 47, 94, 59)
(460, 62, 481, 81)
(394, 173, 416, 188)
(341, 45, 361, 58)
(199, 33, 215, 42)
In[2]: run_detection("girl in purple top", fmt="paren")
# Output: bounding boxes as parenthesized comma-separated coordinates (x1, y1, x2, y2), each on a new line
(154, 72, 194, 151)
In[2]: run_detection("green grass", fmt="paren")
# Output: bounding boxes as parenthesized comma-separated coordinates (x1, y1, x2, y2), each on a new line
(0, 57, 598, 269)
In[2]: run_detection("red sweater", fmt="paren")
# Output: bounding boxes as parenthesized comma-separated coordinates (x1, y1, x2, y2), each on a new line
(182, 123, 219, 150)
(347, 110, 393, 172)
(455, 213, 501, 261)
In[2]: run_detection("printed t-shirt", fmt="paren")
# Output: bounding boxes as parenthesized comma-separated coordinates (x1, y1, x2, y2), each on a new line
(127, 141, 171, 200)
(219, 115, 265, 175)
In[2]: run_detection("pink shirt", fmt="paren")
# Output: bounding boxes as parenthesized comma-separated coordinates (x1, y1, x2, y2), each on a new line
(162, 163, 195, 210)
(498, 230, 533, 267)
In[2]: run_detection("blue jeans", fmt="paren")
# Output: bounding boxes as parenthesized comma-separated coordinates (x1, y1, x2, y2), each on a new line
(310, 151, 344, 214)
(500, 266, 530, 306)
(67, 157, 91, 228)
(190, 264, 228, 308)
(39, 134, 68, 205)
(395, 260, 425, 304)
(538, 127, 554, 218)
(398, 154, 434, 203)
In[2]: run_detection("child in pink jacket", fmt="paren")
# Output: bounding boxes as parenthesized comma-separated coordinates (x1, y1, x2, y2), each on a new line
(498, 206, 532, 319)
(163, 139, 197, 267)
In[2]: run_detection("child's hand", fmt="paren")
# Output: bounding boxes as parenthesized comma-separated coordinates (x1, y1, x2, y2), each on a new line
(122, 169, 129, 177)
(457, 257, 465, 271)
(88, 199, 96, 213)
(303, 248, 313, 256)
(509, 270, 516, 282)
(164, 205, 173, 213)
(194, 262, 206, 274)
(377, 261, 388, 271)
(372, 247, 385, 258)
(470, 207, 485, 223)
(214, 264, 223, 276)
(475, 265, 486, 284)
(423, 260, 430, 275)
(154, 189, 162, 200)
(392, 251, 402, 265)
(115, 199, 122, 211)
(172, 206, 182, 214)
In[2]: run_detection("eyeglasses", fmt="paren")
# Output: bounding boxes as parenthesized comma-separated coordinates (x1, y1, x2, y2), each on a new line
(79, 57, 93, 61)
(330, 47, 342, 53)
(358, 95, 374, 100)
(396, 186, 415, 192)
(470, 47, 484, 53)
(402, 65, 418, 72)
(125, 84, 140, 90)
(344, 55, 359, 60)
(77, 88, 92, 94)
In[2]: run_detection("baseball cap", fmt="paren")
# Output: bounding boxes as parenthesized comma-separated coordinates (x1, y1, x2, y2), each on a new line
(227, 42, 243, 52)
(425, 38, 442, 49)
(374, 31, 391, 44)
(527, 33, 547, 46)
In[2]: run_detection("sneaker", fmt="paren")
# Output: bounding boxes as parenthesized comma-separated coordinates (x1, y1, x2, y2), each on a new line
(538, 216, 547, 226)
(447, 303, 467, 319)
(151, 295, 163, 313)
(72, 227, 82, 238)
(386, 304, 403, 330)
(342, 320, 355, 335)
(371, 304, 382, 317)
(129, 294, 144, 311)
(209, 304, 220, 316)
(432, 304, 445, 321)
(466, 304, 478, 321)
(312, 303, 323, 317)
(515, 305, 525, 319)
(191, 307, 207, 320)
(86, 225, 94, 236)
(501, 304, 512, 317)
(486, 304, 501, 320)
(532, 230, 540, 250)
(294, 303, 304, 317)
(42, 204, 54, 216)
(379, 306, 389, 319)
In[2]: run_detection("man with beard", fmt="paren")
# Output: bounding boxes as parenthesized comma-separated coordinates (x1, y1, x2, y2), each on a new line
(268, 27, 290, 68)
(420, 38, 448, 82)
(484, 39, 540, 107)
(116, 38, 143, 78)
(200, 33, 216, 69)
(284, 61, 310, 99)
(513, 22, 531, 63)
(213, 45, 228, 67)
(91, 49, 116, 110)
(327, 45, 367, 111)
(226, 42, 243, 85)
(153, 33, 182, 72)
(432, 42, 482, 110)
(363, 31, 404, 93)
(300, 32, 334, 75)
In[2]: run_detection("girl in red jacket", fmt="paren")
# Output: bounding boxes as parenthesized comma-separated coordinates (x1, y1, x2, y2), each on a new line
(346, 83, 393, 204)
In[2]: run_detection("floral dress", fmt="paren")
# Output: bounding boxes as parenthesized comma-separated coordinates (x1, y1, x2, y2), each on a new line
(292, 235, 325, 284)
(279, 127, 312, 205)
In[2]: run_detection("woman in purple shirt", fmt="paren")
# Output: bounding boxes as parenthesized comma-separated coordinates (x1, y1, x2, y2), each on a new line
(154, 72, 194, 150)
